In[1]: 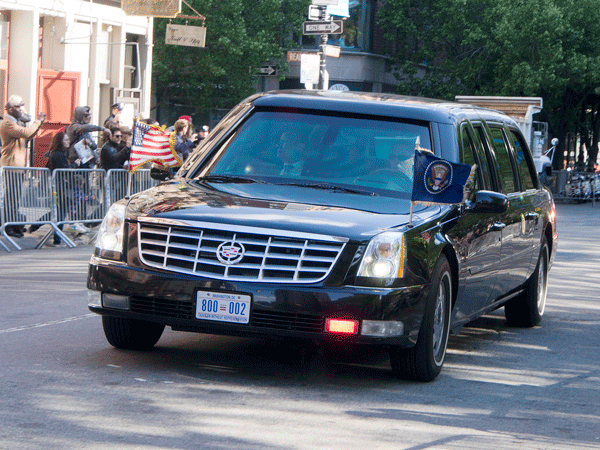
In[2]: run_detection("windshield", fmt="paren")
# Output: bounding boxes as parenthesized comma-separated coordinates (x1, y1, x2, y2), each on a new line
(202, 110, 432, 197)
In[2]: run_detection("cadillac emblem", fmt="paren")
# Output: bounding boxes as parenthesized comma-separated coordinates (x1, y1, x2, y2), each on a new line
(216, 241, 245, 265)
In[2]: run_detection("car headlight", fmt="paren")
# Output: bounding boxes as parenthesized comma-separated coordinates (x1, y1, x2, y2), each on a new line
(357, 232, 406, 279)
(96, 202, 126, 260)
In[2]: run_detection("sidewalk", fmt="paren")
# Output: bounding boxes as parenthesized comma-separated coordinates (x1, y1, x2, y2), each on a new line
(1, 223, 98, 252)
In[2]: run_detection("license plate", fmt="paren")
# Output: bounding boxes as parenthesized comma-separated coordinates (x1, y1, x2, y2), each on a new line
(195, 291, 251, 324)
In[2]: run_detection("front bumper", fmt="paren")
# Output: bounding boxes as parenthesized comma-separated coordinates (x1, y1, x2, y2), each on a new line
(87, 256, 428, 347)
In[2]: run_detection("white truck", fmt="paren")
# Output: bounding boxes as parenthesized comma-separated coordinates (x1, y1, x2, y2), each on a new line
(454, 96, 554, 180)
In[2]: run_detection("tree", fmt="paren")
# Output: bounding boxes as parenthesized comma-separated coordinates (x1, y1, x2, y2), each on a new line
(152, 0, 309, 120)
(378, 0, 600, 169)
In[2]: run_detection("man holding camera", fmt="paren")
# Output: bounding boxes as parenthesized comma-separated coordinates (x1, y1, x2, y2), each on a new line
(0, 95, 45, 167)
(0, 95, 46, 238)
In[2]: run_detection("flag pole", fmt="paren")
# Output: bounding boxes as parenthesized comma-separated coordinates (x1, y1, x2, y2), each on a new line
(127, 170, 132, 197)
(408, 202, 414, 228)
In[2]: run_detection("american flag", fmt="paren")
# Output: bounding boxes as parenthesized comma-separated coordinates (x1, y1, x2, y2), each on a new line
(129, 120, 182, 172)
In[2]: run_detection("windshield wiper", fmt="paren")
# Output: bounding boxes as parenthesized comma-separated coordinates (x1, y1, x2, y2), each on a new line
(197, 175, 265, 184)
(282, 181, 377, 196)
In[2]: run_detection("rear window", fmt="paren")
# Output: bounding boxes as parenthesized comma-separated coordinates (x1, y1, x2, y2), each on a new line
(204, 110, 432, 196)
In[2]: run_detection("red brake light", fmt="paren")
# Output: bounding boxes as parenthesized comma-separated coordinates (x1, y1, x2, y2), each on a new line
(325, 318, 359, 335)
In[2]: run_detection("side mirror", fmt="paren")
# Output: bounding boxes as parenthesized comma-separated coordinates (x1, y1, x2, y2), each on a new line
(551, 137, 559, 147)
(467, 190, 508, 214)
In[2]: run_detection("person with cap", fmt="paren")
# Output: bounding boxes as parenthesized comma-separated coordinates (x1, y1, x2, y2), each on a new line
(104, 103, 124, 129)
(172, 117, 195, 165)
(195, 125, 210, 145)
(66, 106, 111, 167)
(0, 95, 45, 167)
(0, 95, 46, 237)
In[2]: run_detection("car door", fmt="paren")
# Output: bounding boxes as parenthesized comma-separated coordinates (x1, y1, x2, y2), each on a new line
(504, 126, 544, 278)
(485, 124, 536, 295)
(448, 122, 502, 322)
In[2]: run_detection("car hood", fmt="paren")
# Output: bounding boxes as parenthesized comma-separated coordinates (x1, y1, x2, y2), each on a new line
(126, 180, 440, 241)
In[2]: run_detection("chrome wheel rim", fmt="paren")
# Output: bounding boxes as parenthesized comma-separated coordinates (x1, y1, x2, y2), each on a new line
(433, 272, 451, 366)
(537, 251, 548, 316)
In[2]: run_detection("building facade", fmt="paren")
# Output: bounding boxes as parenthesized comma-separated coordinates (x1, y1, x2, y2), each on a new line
(0, 0, 153, 166)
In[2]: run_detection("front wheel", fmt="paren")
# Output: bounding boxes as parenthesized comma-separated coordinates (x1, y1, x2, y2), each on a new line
(102, 316, 165, 350)
(389, 255, 452, 382)
(505, 240, 549, 327)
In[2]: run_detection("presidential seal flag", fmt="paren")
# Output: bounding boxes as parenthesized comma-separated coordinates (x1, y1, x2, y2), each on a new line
(411, 149, 473, 205)
(128, 120, 181, 172)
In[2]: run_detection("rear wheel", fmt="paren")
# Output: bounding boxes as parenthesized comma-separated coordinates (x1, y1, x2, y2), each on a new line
(505, 240, 549, 327)
(390, 256, 452, 382)
(102, 316, 165, 350)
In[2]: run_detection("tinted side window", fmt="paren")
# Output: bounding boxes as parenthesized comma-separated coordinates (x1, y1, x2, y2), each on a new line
(507, 129, 536, 190)
(460, 125, 492, 198)
(468, 124, 493, 190)
(460, 127, 479, 199)
(488, 127, 517, 194)
(473, 125, 498, 192)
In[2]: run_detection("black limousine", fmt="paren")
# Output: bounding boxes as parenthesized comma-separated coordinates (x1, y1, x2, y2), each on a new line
(88, 91, 557, 381)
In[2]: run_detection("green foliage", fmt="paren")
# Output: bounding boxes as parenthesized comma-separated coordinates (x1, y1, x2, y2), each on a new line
(378, 0, 600, 167)
(152, 0, 309, 114)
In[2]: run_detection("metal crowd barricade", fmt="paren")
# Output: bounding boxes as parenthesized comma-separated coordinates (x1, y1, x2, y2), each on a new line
(105, 168, 129, 206)
(130, 168, 159, 194)
(1, 166, 160, 252)
(1, 167, 74, 251)
(52, 168, 107, 230)
(106, 168, 158, 205)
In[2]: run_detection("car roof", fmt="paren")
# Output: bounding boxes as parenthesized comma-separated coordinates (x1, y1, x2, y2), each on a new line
(249, 90, 514, 126)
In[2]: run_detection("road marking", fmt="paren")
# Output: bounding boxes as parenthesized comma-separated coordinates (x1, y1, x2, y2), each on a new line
(0, 313, 96, 334)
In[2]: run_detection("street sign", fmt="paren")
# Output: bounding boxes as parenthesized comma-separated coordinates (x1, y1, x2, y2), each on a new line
(303, 20, 343, 35)
(324, 45, 340, 58)
(122, 0, 181, 17)
(256, 65, 277, 76)
(308, 5, 321, 21)
(287, 51, 312, 62)
(330, 83, 349, 91)
(312, 0, 339, 5)
(165, 24, 206, 48)
(300, 54, 320, 85)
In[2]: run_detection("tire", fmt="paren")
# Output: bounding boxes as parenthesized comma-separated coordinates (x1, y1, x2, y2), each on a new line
(505, 240, 549, 327)
(390, 256, 452, 382)
(102, 316, 165, 350)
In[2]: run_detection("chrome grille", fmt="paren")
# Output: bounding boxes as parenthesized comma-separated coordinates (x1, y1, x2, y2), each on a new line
(137, 220, 347, 283)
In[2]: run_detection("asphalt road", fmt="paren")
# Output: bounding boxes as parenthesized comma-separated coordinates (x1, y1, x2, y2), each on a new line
(1, 202, 599, 450)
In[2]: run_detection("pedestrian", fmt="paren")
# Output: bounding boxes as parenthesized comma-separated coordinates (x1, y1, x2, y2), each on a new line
(166, 114, 193, 132)
(173, 117, 195, 165)
(46, 131, 80, 172)
(0, 95, 46, 238)
(66, 106, 110, 167)
(99, 126, 130, 171)
(104, 103, 123, 129)
(46, 131, 81, 245)
(195, 125, 209, 145)
(0, 95, 46, 167)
